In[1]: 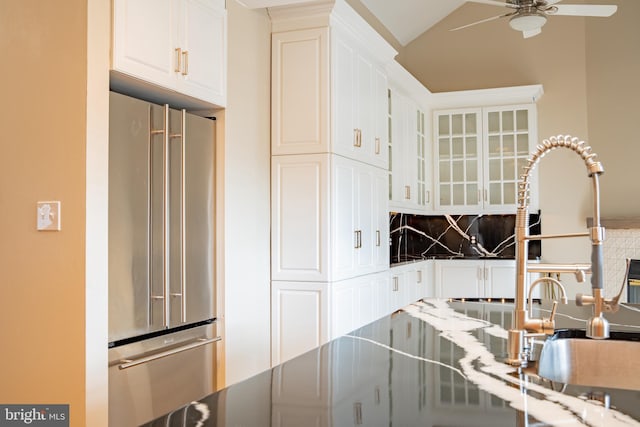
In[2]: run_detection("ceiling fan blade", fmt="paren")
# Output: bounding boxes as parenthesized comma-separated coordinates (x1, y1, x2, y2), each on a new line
(449, 12, 514, 31)
(551, 4, 618, 17)
(465, 0, 517, 8)
(522, 28, 542, 38)
(545, 0, 564, 4)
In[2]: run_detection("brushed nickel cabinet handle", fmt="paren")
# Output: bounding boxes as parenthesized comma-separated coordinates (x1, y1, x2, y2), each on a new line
(375, 137, 380, 154)
(174, 48, 182, 73)
(354, 402, 363, 425)
(405, 185, 411, 200)
(182, 50, 189, 75)
(376, 230, 380, 247)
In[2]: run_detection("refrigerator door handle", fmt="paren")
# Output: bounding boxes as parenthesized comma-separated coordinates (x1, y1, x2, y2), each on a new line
(117, 336, 221, 370)
(163, 104, 170, 327)
(180, 109, 187, 323)
(149, 104, 169, 327)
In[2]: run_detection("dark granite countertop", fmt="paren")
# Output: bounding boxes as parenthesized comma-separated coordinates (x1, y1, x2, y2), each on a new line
(143, 299, 640, 426)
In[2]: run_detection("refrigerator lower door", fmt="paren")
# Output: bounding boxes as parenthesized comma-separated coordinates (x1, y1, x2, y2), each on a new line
(108, 323, 218, 426)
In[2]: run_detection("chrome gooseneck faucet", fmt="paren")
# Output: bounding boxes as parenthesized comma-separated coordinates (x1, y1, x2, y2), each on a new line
(506, 134, 614, 368)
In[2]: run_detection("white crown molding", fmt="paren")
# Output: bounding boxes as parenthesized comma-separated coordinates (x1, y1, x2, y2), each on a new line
(268, 0, 397, 64)
(430, 84, 545, 109)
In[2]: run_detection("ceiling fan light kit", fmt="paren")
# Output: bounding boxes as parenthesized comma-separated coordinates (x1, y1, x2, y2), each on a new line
(509, 12, 547, 31)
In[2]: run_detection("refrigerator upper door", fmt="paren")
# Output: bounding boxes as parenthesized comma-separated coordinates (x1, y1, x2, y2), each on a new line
(109, 92, 166, 341)
(167, 109, 216, 327)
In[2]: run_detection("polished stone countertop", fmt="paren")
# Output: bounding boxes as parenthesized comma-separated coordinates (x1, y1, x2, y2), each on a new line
(143, 299, 640, 426)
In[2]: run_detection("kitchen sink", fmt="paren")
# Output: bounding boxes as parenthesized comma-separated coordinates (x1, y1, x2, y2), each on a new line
(537, 329, 640, 391)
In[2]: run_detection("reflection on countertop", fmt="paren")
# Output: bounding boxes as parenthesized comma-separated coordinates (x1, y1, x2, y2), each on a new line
(143, 299, 640, 427)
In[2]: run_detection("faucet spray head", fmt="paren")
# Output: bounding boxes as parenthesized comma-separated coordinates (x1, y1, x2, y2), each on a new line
(587, 314, 610, 339)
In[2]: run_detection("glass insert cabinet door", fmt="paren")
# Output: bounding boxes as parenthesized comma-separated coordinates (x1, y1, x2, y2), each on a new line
(434, 104, 536, 213)
(483, 105, 535, 208)
(435, 108, 482, 210)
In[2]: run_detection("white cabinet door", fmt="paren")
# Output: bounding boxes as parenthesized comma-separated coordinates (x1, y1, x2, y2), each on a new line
(435, 260, 484, 299)
(272, 154, 330, 282)
(333, 156, 358, 280)
(389, 90, 430, 211)
(434, 109, 483, 212)
(332, 28, 388, 168)
(388, 269, 407, 312)
(485, 260, 516, 298)
(373, 168, 389, 271)
(112, 0, 176, 88)
(180, 0, 226, 105)
(372, 68, 389, 169)
(355, 164, 375, 273)
(332, 31, 357, 158)
(112, 0, 226, 106)
(271, 281, 329, 364)
(332, 156, 387, 281)
(483, 104, 537, 211)
(271, 27, 329, 155)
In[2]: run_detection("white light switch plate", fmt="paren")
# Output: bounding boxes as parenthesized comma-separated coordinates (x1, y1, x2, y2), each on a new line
(37, 201, 61, 231)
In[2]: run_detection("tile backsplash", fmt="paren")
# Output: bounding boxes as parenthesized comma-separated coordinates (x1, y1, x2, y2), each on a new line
(390, 212, 541, 265)
(603, 228, 640, 303)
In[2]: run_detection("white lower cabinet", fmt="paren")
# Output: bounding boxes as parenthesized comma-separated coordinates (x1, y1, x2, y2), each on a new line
(434, 259, 539, 299)
(389, 260, 434, 312)
(435, 260, 513, 299)
(272, 271, 391, 365)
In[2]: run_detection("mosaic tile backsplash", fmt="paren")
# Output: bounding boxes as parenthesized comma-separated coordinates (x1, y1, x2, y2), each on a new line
(390, 212, 542, 265)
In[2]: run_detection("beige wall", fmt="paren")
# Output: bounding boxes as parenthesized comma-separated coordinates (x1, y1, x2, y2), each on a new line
(585, 0, 640, 217)
(0, 0, 88, 424)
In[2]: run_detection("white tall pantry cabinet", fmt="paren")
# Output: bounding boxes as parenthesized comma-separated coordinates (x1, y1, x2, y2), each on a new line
(269, 0, 397, 364)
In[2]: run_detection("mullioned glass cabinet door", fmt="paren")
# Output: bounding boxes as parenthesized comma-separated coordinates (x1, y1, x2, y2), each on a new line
(435, 108, 482, 211)
(483, 105, 535, 209)
(434, 104, 536, 213)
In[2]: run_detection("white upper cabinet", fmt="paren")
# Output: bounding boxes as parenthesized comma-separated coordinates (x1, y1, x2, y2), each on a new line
(112, 0, 226, 107)
(434, 104, 538, 213)
(332, 27, 389, 168)
(270, 0, 396, 168)
(386, 62, 433, 213)
(431, 85, 543, 214)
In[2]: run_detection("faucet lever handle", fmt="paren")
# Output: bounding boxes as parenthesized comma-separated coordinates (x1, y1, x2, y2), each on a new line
(605, 258, 631, 313)
(548, 300, 558, 323)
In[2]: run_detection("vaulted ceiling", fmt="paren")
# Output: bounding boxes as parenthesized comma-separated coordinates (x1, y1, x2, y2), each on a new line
(359, 0, 465, 45)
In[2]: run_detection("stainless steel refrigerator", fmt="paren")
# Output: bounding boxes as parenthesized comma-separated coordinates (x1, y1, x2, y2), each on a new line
(108, 91, 219, 427)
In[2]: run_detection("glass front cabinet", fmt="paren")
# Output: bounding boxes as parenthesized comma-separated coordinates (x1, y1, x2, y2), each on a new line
(434, 104, 537, 214)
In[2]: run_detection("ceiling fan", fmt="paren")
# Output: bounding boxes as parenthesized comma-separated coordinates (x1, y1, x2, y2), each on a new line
(450, 0, 618, 38)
